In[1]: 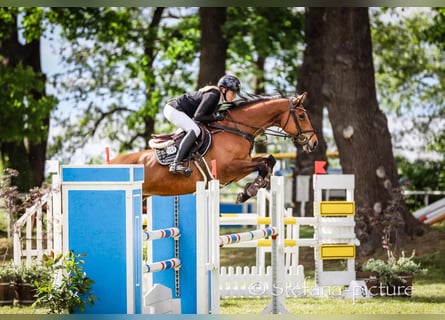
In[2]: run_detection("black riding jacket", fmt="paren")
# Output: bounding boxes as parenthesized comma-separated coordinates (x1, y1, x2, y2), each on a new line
(169, 86, 221, 123)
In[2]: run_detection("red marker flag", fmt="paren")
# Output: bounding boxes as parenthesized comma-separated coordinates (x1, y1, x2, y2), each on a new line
(314, 161, 327, 174)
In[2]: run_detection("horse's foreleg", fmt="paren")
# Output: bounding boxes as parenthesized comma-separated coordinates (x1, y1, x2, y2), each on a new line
(236, 154, 276, 204)
(251, 154, 277, 170)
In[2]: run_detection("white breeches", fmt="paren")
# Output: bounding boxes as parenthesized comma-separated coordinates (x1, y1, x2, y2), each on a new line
(164, 104, 201, 136)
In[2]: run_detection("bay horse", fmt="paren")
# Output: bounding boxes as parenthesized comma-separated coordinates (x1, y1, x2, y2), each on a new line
(110, 92, 318, 203)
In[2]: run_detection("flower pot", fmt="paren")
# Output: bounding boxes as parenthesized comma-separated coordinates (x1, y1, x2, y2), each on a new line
(385, 272, 413, 297)
(16, 280, 37, 305)
(356, 271, 380, 296)
(0, 278, 16, 306)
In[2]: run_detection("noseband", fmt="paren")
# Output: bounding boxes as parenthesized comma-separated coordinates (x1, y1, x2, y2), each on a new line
(283, 98, 315, 145)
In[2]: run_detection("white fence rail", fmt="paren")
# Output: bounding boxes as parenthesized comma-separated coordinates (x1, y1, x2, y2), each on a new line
(12, 168, 62, 266)
(402, 190, 445, 206)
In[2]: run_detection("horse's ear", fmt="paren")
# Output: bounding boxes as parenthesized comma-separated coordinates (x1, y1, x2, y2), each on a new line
(299, 92, 307, 104)
(294, 92, 307, 105)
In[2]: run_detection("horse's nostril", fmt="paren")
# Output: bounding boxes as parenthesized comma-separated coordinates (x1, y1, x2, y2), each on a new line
(313, 140, 318, 148)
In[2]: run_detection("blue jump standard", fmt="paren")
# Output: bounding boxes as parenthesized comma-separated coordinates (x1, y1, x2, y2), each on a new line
(62, 165, 144, 314)
(62, 165, 199, 314)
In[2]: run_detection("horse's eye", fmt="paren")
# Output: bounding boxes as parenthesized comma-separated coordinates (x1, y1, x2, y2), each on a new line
(299, 114, 306, 120)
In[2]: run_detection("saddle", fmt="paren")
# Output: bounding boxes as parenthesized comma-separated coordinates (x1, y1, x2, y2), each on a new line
(149, 124, 212, 166)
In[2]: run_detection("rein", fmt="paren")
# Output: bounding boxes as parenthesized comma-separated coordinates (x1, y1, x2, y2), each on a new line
(208, 122, 256, 146)
(208, 97, 314, 149)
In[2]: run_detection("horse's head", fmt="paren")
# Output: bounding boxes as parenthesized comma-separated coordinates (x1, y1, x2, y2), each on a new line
(220, 93, 318, 153)
(281, 93, 318, 152)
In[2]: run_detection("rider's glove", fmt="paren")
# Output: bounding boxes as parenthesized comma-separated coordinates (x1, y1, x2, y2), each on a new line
(214, 111, 226, 121)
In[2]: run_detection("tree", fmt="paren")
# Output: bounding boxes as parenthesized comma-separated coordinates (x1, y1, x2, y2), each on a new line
(302, 8, 424, 256)
(0, 7, 57, 190)
(198, 8, 227, 88)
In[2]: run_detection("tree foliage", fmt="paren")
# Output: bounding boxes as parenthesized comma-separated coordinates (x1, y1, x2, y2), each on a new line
(371, 8, 445, 157)
(0, 7, 56, 144)
(225, 7, 304, 93)
(47, 8, 200, 161)
(0, 63, 55, 143)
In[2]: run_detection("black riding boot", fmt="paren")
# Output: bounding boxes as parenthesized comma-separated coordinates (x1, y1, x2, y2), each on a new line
(169, 130, 197, 176)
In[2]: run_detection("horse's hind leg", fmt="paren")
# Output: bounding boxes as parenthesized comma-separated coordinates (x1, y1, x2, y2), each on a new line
(236, 154, 276, 204)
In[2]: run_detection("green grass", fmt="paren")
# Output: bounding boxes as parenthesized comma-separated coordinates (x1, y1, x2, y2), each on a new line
(221, 293, 445, 314)
(0, 306, 48, 314)
(2, 278, 444, 314)
(220, 278, 445, 314)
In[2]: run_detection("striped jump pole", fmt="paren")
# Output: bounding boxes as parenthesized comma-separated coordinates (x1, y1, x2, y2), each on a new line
(219, 226, 278, 247)
(223, 238, 299, 248)
(144, 258, 181, 273)
(143, 227, 181, 241)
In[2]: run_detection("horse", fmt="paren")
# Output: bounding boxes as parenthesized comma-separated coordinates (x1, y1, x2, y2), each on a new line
(110, 92, 318, 203)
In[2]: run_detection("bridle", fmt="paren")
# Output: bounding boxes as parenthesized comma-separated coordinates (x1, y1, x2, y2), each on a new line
(281, 98, 316, 146)
(208, 96, 315, 150)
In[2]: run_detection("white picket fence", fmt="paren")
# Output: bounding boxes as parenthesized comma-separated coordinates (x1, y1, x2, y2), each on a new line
(12, 162, 63, 266)
(219, 265, 305, 298)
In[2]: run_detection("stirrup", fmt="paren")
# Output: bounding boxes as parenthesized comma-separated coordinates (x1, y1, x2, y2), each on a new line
(169, 162, 192, 177)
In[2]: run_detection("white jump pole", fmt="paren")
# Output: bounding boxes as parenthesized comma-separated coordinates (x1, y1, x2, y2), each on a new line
(262, 175, 289, 314)
(196, 179, 220, 314)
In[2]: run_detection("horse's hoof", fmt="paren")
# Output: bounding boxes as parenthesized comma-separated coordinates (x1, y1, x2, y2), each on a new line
(236, 192, 249, 204)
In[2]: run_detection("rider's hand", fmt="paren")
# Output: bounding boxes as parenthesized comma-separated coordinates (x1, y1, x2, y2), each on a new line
(214, 111, 226, 121)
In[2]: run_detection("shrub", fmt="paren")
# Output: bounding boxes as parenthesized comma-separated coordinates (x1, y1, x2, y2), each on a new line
(33, 251, 97, 314)
(362, 250, 427, 285)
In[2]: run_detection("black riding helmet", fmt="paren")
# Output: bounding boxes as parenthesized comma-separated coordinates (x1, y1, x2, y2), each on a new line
(217, 74, 241, 94)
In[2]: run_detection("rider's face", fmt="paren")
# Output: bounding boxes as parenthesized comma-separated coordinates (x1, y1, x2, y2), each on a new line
(225, 90, 237, 102)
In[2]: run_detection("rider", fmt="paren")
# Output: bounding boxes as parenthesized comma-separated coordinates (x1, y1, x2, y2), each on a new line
(164, 74, 241, 176)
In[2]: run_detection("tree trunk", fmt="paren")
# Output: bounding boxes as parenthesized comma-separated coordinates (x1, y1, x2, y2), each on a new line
(141, 7, 164, 144)
(307, 8, 424, 255)
(24, 38, 48, 188)
(198, 8, 227, 87)
(294, 8, 329, 216)
(253, 55, 268, 154)
(254, 55, 266, 95)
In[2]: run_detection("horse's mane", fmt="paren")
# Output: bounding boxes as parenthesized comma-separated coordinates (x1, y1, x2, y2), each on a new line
(230, 92, 288, 109)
